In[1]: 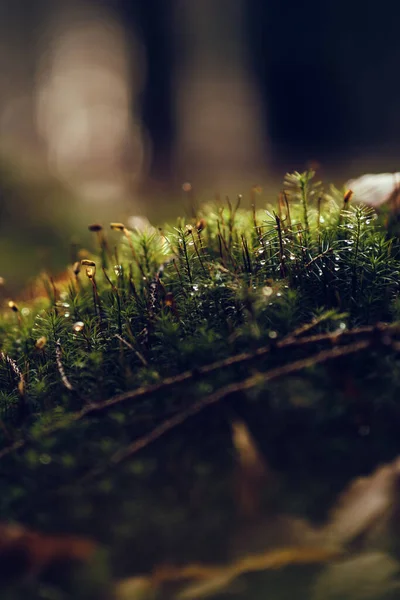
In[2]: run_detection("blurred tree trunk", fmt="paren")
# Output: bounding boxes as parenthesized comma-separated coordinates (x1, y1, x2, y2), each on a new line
(0, 0, 46, 162)
(171, 0, 268, 190)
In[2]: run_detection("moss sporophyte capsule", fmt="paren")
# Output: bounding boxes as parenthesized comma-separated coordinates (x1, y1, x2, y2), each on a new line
(110, 223, 126, 231)
(81, 260, 96, 279)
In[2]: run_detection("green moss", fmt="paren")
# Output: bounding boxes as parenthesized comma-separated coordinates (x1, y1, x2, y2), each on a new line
(1, 170, 400, 598)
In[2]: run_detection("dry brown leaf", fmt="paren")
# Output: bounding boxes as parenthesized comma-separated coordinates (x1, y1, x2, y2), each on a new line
(322, 457, 400, 547)
(114, 576, 158, 600)
(232, 455, 400, 557)
(231, 418, 271, 519)
(172, 547, 341, 600)
(231, 419, 266, 475)
(313, 552, 400, 600)
(152, 546, 341, 600)
(176, 570, 237, 600)
(116, 456, 400, 599)
(153, 564, 223, 583)
(231, 513, 323, 558)
(0, 522, 96, 582)
(232, 546, 341, 572)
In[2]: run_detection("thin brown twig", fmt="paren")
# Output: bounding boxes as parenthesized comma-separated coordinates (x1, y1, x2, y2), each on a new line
(0, 352, 25, 395)
(82, 338, 372, 481)
(114, 334, 148, 367)
(0, 323, 397, 462)
(55, 339, 74, 391)
(290, 312, 344, 338)
(76, 323, 395, 417)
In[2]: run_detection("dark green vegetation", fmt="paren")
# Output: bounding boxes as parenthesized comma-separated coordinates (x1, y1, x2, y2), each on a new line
(1, 170, 400, 599)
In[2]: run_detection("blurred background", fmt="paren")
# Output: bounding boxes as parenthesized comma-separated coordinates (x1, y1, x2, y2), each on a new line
(1, 0, 400, 290)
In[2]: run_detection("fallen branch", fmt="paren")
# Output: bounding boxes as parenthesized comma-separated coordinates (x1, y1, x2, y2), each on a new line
(0, 322, 397, 462)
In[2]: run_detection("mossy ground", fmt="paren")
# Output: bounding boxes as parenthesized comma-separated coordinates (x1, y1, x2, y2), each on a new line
(1, 171, 400, 599)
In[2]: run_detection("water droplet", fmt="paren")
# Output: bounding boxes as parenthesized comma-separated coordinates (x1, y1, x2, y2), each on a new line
(260, 260, 266, 266)
(192, 284, 199, 292)
(73, 321, 85, 333)
(289, 254, 296, 261)
(276, 292, 282, 297)
(319, 216, 325, 223)
(339, 322, 346, 330)
(114, 265, 123, 277)
(39, 453, 52, 465)
(269, 330, 278, 339)
(21, 307, 30, 317)
(64, 312, 70, 318)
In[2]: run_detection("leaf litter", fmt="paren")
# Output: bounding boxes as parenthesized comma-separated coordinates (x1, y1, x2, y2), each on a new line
(113, 422, 400, 599)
